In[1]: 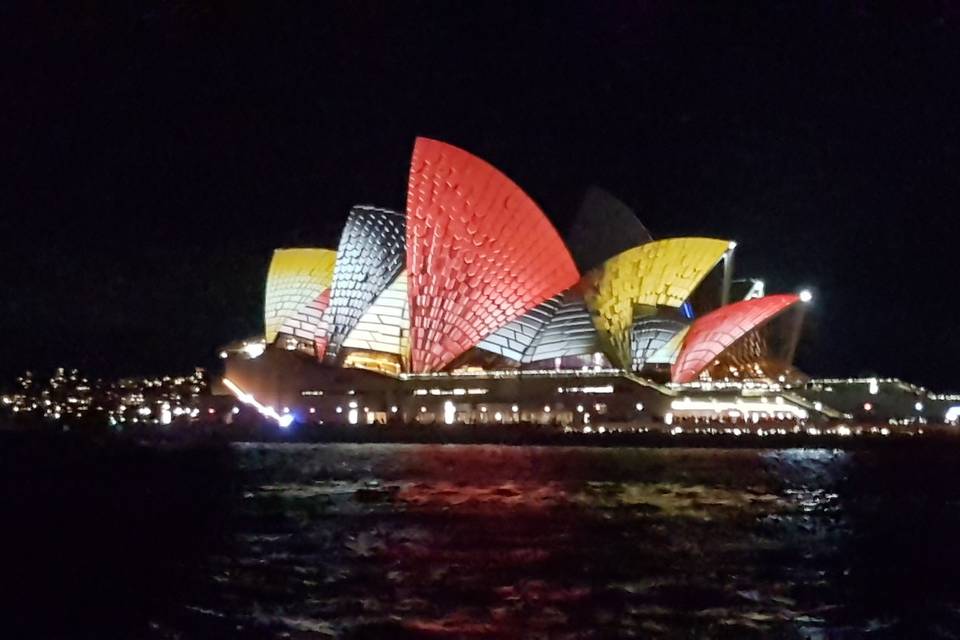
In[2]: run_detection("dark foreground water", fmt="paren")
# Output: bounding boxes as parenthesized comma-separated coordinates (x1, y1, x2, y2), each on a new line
(5, 439, 960, 638)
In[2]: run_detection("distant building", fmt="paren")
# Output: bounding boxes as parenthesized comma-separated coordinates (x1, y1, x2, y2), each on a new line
(1, 367, 208, 427)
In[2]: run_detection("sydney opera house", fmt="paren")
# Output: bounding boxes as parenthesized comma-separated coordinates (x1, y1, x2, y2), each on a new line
(219, 137, 948, 431)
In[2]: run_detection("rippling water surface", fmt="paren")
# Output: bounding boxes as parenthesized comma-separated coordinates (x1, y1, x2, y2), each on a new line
(140, 443, 960, 638)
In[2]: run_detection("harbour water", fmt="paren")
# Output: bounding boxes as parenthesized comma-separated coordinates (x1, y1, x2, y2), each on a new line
(163, 443, 960, 638)
(4, 439, 960, 638)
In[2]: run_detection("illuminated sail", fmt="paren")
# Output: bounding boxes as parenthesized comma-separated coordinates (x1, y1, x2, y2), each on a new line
(586, 238, 731, 367)
(318, 205, 405, 362)
(263, 248, 336, 344)
(405, 137, 579, 372)
(672, 294, 800, 383)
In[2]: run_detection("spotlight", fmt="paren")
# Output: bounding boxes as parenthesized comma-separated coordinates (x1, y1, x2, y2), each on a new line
(242, 342, 266, 358)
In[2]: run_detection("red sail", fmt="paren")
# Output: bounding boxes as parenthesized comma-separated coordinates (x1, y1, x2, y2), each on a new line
(672, 294, 800, 383)
(405, 137, 580, 373)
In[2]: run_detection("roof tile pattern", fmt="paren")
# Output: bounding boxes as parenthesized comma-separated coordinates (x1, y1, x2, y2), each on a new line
(586, 238, 730, 368)
(263, 249, 337, 344)
(631, 317, 689, 370)
(341, 271, 411, 361)
(476, 295, 563, 362)
(646, 325, 690, 365)
(319, 206, 405, 363)
(715, 326, 768, 370)
(310, 288, 332, 355)
(279, 287, 331, 344)
(406, 137, 580, 373)
(524, 290, 599, 363)
(671, 294, 800, 383)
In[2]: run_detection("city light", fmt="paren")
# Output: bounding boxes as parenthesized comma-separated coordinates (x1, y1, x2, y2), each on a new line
(669, 397, 809, 420)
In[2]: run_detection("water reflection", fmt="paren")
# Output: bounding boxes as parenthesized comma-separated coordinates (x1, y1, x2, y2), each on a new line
(148, 444, 960, 638)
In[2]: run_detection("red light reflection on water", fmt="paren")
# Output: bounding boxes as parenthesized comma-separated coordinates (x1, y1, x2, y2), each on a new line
(396, 480, 571, 511)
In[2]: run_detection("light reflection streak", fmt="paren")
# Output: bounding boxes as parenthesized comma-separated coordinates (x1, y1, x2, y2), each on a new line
(222, 377, 294, 427)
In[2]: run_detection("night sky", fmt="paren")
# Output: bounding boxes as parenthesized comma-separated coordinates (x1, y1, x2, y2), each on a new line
(3, 2, 959, 390)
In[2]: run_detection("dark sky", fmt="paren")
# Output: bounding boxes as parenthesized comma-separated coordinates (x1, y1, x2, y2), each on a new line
(2, 1, 959, 389)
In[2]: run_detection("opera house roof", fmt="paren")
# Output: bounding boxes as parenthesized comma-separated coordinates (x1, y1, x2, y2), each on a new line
(259, 137, 809, 384)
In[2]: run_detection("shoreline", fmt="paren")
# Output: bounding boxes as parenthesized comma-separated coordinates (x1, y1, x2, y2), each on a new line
(2, 421, 958, 451)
